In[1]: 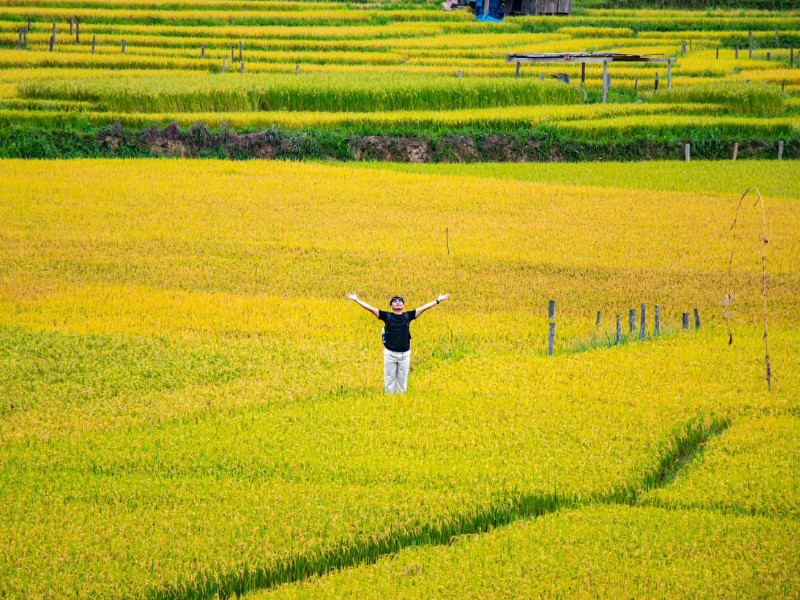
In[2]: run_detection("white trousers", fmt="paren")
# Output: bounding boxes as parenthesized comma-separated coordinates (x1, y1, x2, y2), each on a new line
(383, 349, 411, 394)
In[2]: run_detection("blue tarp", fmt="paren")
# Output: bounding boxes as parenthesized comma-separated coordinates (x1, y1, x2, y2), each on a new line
(475, 13, 503, 21)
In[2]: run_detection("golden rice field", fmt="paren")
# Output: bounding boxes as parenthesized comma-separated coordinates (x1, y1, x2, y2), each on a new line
(1, 158, 799, 597)
(1, 0, 799, 141)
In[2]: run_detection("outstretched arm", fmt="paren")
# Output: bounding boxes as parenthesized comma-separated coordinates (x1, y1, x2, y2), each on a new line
(346, 293, 380, 318)
(415, 294, 450, 319)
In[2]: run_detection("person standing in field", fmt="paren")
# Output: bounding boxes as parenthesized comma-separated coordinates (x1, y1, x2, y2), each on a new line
(346, 293, 450, 394)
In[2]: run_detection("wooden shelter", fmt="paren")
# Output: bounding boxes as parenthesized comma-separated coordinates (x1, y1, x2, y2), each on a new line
(506, 52, 678, 103)
(505, 0, 573, 16)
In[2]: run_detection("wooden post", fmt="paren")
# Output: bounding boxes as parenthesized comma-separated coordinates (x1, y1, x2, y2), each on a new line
(49, 34, 55, 52)
(201, 44, 205, 59)
(581, 62, 585, 84)
(716, 47, 719, 60)
(667, 60, 672, 89)
(458, 69, 462, 80)
(539, 72, 545, 81)
(69, 18, 74, 35)
(775, 29, 779, 45)
(240, 61, 245, 74)
(681, 40, 686, 55)
(596, 310, 602, 327)
(694, 308, 700, 329)
(602, 60, 608, 104)
(640, 303, 646, 341)
(547, 322, 555, 356)
(634, 78, 638, 95)
(655, 305, 660, 335)
(296, 63, 300, 74)
(221, 57, 226, 72)
(231, 46, 234, 62)
(92, 34, 96, 54)
(749, 31, 753, 59)
(781, 79, 786, 94)
(682, 312, 689, 329)
(75, 21, 80, 44)
(548, 300, 556, 320)
(732, 142, 738, 160)
(654, 71, 659, 92)
(121, 40, 126, 53)
(239, 40, 243, 62)
(629, 309, 636, 334)
(515, 62, 520, 79)
(615, 315, 621, 345)
(27, 18, 31, 32)
(685, 143, 690, 162)
(689, 39, 692, 52)
(778, 141, 784, 160)
(735, 45, 739, 60)
(23, 27, 26, 46)
(766, 51, 771, 61)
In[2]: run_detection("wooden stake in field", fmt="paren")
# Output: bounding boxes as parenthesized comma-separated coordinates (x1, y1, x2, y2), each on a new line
(92, 34, 96, 54)
(121, 39, 126, 53)
(596, 310, 602, 327)
(654, 71, 659, 92)
(732, 142, 738, 160)
(634, 78, 638, 95)
(725, 187, 772, 389)
(735, 45, 739, 59)
(240, 62, 245, 74)
(548, 322, 555, 356)
(694, 308, 700, 329)
(615, 315, 621, 344)
(778, 140, 784, 160)
(682, 313, 689, 329)
(201, 44, 205, 59)
(296, 64, 301, 74)
(49, 34, 55, 52)
(629, 309, 636, 334)
(515, 63, 520, 79)
(640, 304, 646, 341)
(749, 31, 753, 59)
(602, 60, 608, 104)
(239, 40, 243, 62)
(654, 305, 660, 335)
(685, 143, 691, 162)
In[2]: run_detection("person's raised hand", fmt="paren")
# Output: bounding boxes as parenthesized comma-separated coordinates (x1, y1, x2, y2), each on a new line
(437, 293, 450, 303)
(346, 292, 358, 301)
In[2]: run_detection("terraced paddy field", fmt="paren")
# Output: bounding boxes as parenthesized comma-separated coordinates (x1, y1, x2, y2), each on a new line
(1, 158, 798, 597)
(1, 0, 799, 158)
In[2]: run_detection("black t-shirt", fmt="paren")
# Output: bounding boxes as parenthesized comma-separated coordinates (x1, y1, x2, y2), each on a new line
(378, 310, 417, 352)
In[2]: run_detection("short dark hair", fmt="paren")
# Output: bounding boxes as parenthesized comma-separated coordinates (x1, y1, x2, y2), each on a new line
(390, 296, 404, 305)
